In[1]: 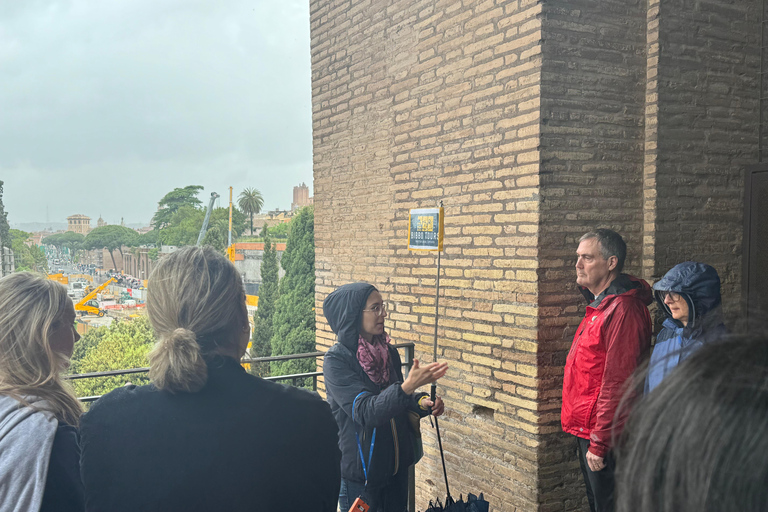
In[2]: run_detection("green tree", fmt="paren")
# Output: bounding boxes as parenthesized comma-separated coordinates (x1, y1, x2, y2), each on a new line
(270, 207, 315, 382)
(237, 188, 264, 235)
(0, 181, 10, 249)
(9, 230, 47, 272)
(250, 225, 279, 377)
(136, 229, 158, 246)
(157, 206, 246, 252)
(151, 185, 204, 230)
(83, 225, 138, 270)
(43, 232, 86, 262)
(267, 222, 290, 240)
(68, 317, 155, 398)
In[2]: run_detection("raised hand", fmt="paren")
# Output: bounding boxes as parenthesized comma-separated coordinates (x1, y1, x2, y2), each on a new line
(401, 359, 448, 395)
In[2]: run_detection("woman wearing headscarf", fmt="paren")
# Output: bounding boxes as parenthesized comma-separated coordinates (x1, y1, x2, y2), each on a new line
(80, 246, 341, 512)
(645, 261, 727, 393)
(323, 282, 448, 512)
(0, 273, 84, 512)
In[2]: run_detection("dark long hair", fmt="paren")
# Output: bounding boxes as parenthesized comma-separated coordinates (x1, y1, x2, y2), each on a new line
(616, 332, 768, 512)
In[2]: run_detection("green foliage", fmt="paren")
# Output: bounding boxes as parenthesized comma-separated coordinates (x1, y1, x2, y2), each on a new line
(0, 181, 10, 249)
(156, 205, 203, 247)
(250, 226, 278, 377)
(68, 317, 156, 398)
(237, 187, 264, 235)
(151, 185, 204, 230)
(42, 231, 85, 251)
(267, 222, 290, 240)
(157, 206, 246, 252)
(9, 229, 47, 272)
(270, 207, 315, 382)
(83, 225, 138, 270)
(136, 229, 158, 246)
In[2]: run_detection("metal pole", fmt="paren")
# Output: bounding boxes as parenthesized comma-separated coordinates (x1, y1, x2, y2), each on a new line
(430, 200, 452, 503)
(228, 186, 233, 247)
(433, 248, 441, 362)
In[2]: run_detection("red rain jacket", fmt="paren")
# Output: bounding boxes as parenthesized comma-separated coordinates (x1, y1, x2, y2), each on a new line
(561, 274, 652, 457)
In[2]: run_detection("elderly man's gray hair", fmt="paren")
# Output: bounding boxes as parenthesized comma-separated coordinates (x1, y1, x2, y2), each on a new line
(579, 229, 627, 273)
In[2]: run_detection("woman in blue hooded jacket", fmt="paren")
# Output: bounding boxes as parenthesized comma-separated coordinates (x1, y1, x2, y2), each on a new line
(645, 261, 727, 393)
(323, 282, 448, 512)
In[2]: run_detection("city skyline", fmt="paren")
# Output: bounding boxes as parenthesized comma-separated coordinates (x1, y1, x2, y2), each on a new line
(1, 0, 314, 226)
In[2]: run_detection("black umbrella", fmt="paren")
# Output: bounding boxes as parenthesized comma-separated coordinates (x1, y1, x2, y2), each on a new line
(422, 493, 490, 512)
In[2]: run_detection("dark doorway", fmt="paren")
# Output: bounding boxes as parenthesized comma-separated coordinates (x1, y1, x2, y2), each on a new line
(744, 166, 768, 325)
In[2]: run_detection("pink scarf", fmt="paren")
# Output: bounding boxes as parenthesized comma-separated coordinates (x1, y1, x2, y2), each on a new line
(356, 333, 391, 386)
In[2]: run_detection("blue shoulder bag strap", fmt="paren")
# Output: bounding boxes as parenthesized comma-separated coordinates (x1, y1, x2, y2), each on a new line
(352, 391, 376, 487)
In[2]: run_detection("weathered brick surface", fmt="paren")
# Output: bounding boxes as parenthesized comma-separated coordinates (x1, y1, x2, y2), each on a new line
(537, 2, 648, 509)
(312, 0, 544, 509)
(650, 0, 759, 315)
(311, 0, 759, 510)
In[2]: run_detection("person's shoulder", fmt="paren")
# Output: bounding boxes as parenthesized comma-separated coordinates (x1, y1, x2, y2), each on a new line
(82, 384, 153, 421)
(325, 342, 352, 359)
(247, 375, 328, 408)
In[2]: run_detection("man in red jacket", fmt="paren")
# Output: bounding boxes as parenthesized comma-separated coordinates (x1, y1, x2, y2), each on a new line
(562, 229, 652, 512)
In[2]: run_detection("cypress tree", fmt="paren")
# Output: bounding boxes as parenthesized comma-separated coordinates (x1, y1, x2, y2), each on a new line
(270, 207, 315, 383)
(250, 225, 279, 377)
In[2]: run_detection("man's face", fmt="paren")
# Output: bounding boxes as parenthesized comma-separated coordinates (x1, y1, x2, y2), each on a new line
(575, 238, 616, 294)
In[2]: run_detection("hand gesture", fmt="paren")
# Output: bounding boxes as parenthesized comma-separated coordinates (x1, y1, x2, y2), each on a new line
(401, 359, 448, 395)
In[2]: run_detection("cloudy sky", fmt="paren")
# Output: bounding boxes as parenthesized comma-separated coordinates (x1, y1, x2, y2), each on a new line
(0, 0, 313, 228)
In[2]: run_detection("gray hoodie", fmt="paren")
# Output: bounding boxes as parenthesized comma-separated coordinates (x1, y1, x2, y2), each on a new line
(0, 395, 58, 512)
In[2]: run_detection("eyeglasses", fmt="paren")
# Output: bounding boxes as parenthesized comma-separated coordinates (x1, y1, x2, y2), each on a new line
(362, 302, 389, 317)
(659, 291, 683, 303)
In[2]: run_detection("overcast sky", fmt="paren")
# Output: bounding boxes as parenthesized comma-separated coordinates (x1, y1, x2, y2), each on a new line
(1, 0, 313, 228)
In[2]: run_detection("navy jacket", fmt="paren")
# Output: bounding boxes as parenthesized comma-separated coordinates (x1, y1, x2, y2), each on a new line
(80, 356, 341, 512)
(323, 283, 428, 486)
(646, 262, 727, 393)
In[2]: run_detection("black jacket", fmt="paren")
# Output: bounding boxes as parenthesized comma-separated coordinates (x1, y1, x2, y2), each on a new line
(80, 356, 341, 512)
(41, 423, 84, 512)
(323, 283, 427, 486)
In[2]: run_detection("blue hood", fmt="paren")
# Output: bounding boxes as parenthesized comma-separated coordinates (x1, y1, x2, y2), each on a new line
(322, 282, 377, 351)
(653, 261, 721, 327)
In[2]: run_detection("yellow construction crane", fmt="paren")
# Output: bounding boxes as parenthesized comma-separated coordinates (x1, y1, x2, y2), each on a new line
(75, 277, 116, 317)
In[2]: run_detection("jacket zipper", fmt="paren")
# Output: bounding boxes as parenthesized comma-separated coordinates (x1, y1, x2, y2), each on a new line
(391, 418, 399, 475)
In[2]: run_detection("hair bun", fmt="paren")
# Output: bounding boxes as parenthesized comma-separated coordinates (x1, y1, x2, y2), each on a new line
(167, 328, 197, 348)
(149, 328, 207, 393)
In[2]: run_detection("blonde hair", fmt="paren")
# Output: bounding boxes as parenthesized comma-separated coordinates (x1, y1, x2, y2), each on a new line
(147, 246, 247, 393)
(0, 273, 82, 426)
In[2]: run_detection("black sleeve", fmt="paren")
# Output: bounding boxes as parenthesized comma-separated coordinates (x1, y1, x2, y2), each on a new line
(40, 423, 85, 512)
(323, 351, 412, 429)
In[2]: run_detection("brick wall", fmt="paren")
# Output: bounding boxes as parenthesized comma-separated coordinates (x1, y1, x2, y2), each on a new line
(312, 0, 545, 509)
(311, 0, 760, 510)
(537, 2, 648, 509)
(650, 0, 759, 317)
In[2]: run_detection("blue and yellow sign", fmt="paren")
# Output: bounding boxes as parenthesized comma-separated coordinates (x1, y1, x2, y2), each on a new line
(408, 207, 444, 251)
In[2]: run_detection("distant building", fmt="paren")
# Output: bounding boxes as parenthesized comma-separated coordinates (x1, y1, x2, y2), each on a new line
(291, 183, 313, 211)
(67, 214, 91, 235)
(251, 209, 295, 229)
(97, 216, 107, 228)
(0, 234, 13, 277)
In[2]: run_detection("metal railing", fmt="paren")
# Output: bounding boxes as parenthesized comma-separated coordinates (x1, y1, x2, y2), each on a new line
(66, 343, 416, 402)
